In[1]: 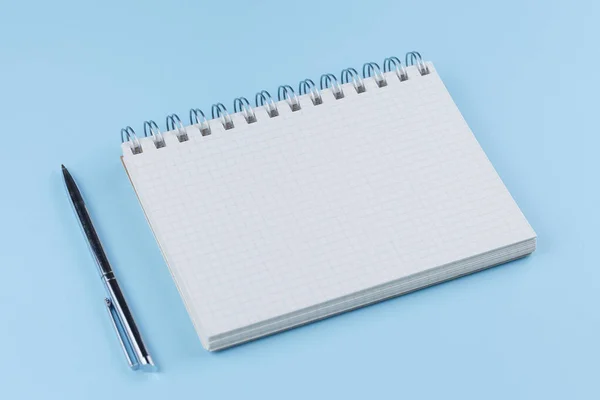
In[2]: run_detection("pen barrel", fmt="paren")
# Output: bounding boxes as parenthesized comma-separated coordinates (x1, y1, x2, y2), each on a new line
(104, 276, 154, 368)
(63, 166, 154, 370)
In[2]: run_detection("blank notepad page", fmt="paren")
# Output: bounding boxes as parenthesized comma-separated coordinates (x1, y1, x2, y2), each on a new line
(122, 64, 535, 348)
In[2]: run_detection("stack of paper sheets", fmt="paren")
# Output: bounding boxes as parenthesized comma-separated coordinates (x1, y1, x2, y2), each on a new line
(122, 63, 536, 350)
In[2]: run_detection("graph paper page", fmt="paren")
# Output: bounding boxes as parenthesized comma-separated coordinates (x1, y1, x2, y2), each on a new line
(122, 64, 535, 340)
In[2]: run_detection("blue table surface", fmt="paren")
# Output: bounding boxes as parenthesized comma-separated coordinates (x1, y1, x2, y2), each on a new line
(1, 0, 598, 398)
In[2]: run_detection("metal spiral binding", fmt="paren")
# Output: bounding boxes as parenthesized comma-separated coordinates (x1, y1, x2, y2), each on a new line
(121, 51, 428, 154)
(121, 126, 142, 154)
(298, 79, 322, 105)
(233, 97, 257, 123)
(166, 114, 188, 142)
(320, 73, 344, 99)
(405, 51, 430, 75)
(383, 56, 408, 81)
(363, 62, 387, 88)
(278, 85, 301, 112)
(189, 108, 211, 136)
(255, 90, 279, 117)
(341, 68, 366, 93)
(143, 120, 165, 149)
(211, 103, 234, 130)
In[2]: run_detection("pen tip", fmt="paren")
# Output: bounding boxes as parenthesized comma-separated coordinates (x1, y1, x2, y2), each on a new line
(61, 164, 71, 180)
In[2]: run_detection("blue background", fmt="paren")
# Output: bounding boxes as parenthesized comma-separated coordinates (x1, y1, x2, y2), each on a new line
(1, 0, 598, 398)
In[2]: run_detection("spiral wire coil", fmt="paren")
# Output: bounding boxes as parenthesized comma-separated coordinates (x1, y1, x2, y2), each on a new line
(166, 114, 188, 142)
(189, 108, 211, 136)
(121, 51, 429, 154)
(298, 79, 323, 105)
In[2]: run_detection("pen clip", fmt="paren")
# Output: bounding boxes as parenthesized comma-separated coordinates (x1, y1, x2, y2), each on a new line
(104, 298, 139, 370)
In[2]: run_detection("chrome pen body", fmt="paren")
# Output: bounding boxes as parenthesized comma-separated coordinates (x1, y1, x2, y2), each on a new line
(62, 165, 154, 370)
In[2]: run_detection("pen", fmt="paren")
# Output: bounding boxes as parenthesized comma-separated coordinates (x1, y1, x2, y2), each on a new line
(62, 165, 155, 371)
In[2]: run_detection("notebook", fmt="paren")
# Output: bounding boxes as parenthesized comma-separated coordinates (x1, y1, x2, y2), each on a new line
(120, 52, 536, 351)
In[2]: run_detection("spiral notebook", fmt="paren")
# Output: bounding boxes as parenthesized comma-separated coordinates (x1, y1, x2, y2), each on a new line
(120, 52, 536, 351)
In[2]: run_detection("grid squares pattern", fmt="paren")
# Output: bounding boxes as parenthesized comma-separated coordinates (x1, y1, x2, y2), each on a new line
(122, 64, 536, 347)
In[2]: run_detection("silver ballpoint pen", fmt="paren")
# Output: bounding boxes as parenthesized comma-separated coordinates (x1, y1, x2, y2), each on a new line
(62, 165, 155, 371)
